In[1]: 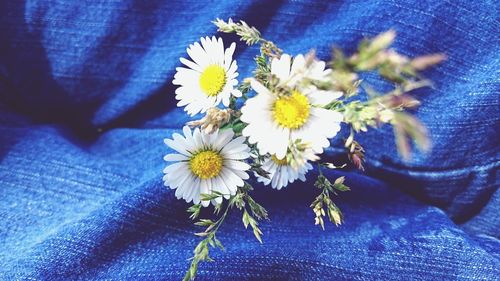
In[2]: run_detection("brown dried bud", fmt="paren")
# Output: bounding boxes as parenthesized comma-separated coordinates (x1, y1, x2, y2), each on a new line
(261, 41, 282, 58)
(350, 154, 364, 171)
(186, 107, 233, 134)
(384, 94, 421, 109)
(347, 140, 365, 171)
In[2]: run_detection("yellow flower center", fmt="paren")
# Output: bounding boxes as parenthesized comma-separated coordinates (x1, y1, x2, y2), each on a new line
(271, 155, 288, 166)
(199, 64, 226, 96)
(189, 150, 223, 179)
(273, 91, 310, 129)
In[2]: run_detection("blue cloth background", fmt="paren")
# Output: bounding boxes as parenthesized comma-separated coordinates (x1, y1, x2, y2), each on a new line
(0, 0, 499, 280)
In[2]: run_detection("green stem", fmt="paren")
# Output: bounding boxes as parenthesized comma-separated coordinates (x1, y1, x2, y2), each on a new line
(183, 198, 233, 281)
(317, 163, 324, 177)
(213, 200, 231, 233)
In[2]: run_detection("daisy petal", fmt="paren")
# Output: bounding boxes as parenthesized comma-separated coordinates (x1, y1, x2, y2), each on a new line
(164, 154, 189, 162)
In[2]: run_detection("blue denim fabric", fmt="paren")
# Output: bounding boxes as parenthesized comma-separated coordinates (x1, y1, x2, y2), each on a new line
(0, 0, 498, 280)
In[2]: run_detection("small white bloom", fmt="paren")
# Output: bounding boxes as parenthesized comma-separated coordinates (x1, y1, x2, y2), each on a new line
(173, 36, 241, 116)
(163, 126, 250, 207)
(241, 54, 343, 159)
(255, 150, 315, 190)
(280, 53, 332, 87)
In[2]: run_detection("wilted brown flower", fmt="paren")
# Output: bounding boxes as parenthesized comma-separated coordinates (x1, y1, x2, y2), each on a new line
(346, 139, 365, 171)
(186, 107, 234, 134)
(383, 94, 421, 109)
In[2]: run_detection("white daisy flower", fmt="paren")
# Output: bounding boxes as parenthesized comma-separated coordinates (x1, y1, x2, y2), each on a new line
(163, 126, 250, 207)
(240, 54, 344, 159)
(279, 53, 332, 87)
(173, 36, 241, 116)
(256, 152, 314, 190)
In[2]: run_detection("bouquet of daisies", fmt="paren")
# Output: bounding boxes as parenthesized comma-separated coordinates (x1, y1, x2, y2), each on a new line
(163, 19, 444, 280)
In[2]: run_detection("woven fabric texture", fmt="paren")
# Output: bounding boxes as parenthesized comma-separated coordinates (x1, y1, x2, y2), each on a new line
(0, 0, 498, 280)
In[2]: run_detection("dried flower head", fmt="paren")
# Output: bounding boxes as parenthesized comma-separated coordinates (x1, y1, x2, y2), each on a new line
(187, 107, 234, 134)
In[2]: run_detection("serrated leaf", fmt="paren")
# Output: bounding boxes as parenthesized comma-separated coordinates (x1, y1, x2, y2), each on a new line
(232, 121, 246, 134)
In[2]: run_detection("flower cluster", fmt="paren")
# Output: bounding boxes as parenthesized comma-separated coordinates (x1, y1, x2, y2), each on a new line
(163, 19, 444, 280)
